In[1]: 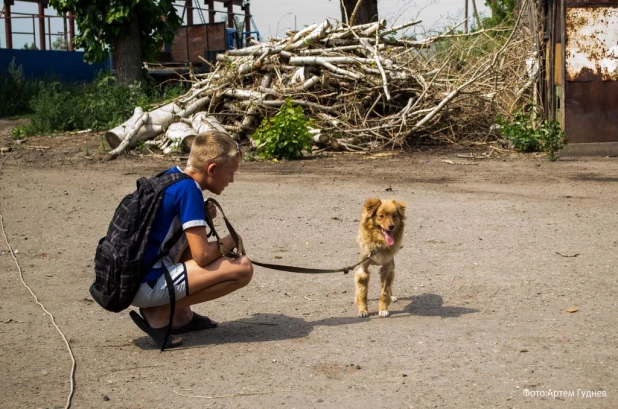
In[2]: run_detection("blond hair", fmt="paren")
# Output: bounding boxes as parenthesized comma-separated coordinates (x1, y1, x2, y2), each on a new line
(186, 130, 241, 172)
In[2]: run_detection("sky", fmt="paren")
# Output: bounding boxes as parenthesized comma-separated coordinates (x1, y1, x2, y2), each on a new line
(1, 0, 489, 50)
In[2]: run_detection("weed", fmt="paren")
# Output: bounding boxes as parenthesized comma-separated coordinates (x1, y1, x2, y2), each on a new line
(537, 120, 567, 161)
(496, 108, 539, 153)
(496, 106, 566, 161)
(99, 136, 109, 153)
(9, 125, 29, 140)
(252, 99, 313, 160)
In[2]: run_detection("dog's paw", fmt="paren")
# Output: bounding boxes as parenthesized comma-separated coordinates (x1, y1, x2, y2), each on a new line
(378, 310, 390, 317)
(358, 310, 369, 318)
(391, 296, 398, 302)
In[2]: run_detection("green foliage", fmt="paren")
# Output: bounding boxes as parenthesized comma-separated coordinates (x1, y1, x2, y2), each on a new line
(497, 106, 567, 161)
(9, 125, 28, 140)
(497, 108, 539, 153)
(20, 73, 186, 135)
(76, 74, 152, 130)
(28, 81, 78, 134)
(48, 0, 182, 64)
(252, 99, 313, 160)
(22, 42, 39, 50)
(537, 120, 567, 162)
(52, 36, 68, 50)
(483, 0, 516, 28)
(0, 60, 39, 117)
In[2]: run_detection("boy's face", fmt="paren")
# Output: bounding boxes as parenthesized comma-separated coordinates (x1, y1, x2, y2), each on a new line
(206, 155, 240, 195)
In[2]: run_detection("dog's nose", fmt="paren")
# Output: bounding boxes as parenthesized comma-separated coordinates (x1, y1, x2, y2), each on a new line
(388, 224, 394, 230)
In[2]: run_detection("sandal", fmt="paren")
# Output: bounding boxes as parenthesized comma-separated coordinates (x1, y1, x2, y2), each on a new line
(171, 312, 218, 334)
(129, 310, 182, 349)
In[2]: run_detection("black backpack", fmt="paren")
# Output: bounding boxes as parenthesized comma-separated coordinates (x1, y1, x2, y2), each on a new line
(90, 170, 190, 313)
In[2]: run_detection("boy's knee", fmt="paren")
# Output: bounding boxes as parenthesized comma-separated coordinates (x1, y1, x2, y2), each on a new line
(238, 256, 253, 284)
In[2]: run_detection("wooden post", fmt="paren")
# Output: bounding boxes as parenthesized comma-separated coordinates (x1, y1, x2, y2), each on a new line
(244, 1, 251, 46)
(227, 0, 234, 28)
(38, 2, 46, 50)
(208, 0, 215, 23)
(68, 12, 75, 51)
(3, 3, 13, 49)
(185, 0, 193, 25)
(244, 2, 251, 34)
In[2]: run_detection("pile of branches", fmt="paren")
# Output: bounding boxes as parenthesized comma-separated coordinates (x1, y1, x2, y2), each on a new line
(106, 14, 539, 157)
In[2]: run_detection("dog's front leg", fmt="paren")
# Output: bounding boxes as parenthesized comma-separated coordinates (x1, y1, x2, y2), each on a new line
(378, 261, 395, 317)
(355, 262, 370, 317)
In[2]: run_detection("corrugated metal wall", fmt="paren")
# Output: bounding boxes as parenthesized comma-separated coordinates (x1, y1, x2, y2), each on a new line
(0, 49, 109, 82)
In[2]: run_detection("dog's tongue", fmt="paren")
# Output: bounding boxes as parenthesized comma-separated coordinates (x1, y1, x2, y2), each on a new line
(383, 230, 395, 246)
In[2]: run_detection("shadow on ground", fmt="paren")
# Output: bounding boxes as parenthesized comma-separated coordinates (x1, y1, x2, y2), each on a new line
(132, 294, 479, 350)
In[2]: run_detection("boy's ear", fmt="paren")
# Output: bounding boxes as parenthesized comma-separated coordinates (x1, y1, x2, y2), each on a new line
(205, 162, 217, 176)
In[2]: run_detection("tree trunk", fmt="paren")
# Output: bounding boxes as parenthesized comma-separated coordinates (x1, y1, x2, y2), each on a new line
(340, 0, 378, 25)
(112, 13, 143, 84)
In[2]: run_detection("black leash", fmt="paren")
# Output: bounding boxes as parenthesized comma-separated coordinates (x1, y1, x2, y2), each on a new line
(204, 198, 370, 274)
(250, 257, 370, 275)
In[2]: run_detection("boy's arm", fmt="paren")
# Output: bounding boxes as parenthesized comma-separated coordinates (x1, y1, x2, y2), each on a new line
(184, 226, 237, 267)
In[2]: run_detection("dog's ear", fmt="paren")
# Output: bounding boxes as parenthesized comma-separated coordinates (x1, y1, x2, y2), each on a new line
(395, 200, 406, 219)
(362, 198, 382, 219)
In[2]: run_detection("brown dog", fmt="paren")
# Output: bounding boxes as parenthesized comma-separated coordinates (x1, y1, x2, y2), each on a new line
(355, 198, 406, 317)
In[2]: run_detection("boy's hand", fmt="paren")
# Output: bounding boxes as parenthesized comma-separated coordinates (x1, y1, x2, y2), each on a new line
(221, 233, 246, 256)
(205, 200, 217, 219)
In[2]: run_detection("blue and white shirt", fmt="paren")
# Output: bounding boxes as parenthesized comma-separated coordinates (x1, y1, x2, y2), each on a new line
(141, 167, 207, 283)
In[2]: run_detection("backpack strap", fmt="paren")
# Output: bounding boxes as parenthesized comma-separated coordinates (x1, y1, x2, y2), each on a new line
(160, 264, 176, 352)
(147, 170, 190, 352)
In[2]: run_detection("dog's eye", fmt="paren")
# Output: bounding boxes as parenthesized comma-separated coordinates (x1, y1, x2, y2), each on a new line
(378, 214, 384, 219)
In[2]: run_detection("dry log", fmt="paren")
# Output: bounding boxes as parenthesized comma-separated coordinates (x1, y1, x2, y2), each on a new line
(106, 96, 210, 153)
(164, 122, 197, 153)
(284, 20, 331, 50)
(313, 133, 330, 145)
(108, 111, 150, 157)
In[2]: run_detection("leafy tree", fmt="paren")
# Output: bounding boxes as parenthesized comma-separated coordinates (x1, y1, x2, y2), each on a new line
(339, 0, 378, 25)
(484, 0, 516, 27)
(52, 36, 68, 50)
(49, 0, 182, 84)
(22, 42, 38, 50)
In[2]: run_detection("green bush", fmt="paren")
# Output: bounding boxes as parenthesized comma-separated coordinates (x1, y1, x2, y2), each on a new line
(497, 108, 540, 153)
(252, 99, 313, 160)
(21, 73, 187, 135)
(28, 81, 79, 134)
(77, 74, 151, 130)
(0, 59, 39, 117)
(497, 106, 567, 161)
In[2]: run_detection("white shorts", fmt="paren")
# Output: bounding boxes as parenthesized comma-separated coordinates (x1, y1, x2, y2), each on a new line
(131, 263, 189, 308)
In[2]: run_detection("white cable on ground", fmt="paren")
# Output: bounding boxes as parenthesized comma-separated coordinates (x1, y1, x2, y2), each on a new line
(0, 153, 76, 409)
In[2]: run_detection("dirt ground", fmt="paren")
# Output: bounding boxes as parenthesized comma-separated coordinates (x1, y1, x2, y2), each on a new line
(0, 119, 616, 409)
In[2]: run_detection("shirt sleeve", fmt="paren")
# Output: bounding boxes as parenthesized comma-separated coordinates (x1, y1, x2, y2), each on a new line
(175, 180, 208, 230)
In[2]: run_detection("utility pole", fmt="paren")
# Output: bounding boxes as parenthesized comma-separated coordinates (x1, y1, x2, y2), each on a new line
(464, 0, 469, 34)
(471, 0, 483, 29)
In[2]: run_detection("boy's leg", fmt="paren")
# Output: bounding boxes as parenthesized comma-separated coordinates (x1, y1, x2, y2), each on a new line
(180, 255, 253, 306)
(141, 256, 253, 329)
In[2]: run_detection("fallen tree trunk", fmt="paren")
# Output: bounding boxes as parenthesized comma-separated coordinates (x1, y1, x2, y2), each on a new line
(105, 97, 211, 156)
